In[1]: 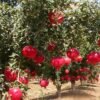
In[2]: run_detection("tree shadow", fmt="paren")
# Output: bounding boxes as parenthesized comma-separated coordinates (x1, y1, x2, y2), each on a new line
(32, 87, 96, 100)
(79, 83, 100, 87)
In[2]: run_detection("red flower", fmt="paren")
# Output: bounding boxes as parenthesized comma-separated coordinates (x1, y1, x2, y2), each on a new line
(39, 79, 49, 88)
(4, 67, 17, 82)
(86, 51, 100, 65)
(66, 48, 79, 60)
(51, 57, 65, 71)
(34, 54, 45, 64)
(8, 88, 22, 100)
(22, 45, 37, 59)
(47, 42, 56, 51)
(18, 77, 29, 85)
(48, 10, 64, 25)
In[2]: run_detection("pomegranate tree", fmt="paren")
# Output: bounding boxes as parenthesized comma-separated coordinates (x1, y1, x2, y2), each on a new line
(0, 0, 100, 99)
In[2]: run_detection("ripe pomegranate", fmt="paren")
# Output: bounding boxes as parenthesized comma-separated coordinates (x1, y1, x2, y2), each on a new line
(51, 57, 65, 71)
(31, 70, 36, 77)
(75, 76, 81, 81)
(22, 45, 37, 59)
(64, 56, 71, 66)
(47, 42, 56, 51)
(33, 54, 45, 64)
(86, 51, 100, 65)
(74, 55, 83, 62)
(64, 75, 70, 81)
(8, 88, 22, 100)
(4, 67, 17, 82)
(65, 69, 69, 74)
(18, 77, 29, 85)
(66, 48, 79, 60)
(39, 79, 49, 88)
(48, 10, 64, 25)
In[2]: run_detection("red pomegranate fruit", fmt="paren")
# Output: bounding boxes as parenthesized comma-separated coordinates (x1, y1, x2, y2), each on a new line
(86, 51, 100, 65)
(74, 55, 83, 62)
(39, 79, 49, 88)
(48, 10, 64, 25)
(66, 48, 79, 60)
(22, 45, 37, 59)
(8, 88, 22, 100)
(75, 76, 81, 81)
(47, 42, 56, 51)
(4, 67, 17, 82)
(34, 54, 45, 64)
(18, 77, 29, 85)
(31, 70, 36, 77)
(64, 56, 71, 66)
(64, 75, 70, 81)
(65, 69, 69, 74)
(51, 57, 65, 71)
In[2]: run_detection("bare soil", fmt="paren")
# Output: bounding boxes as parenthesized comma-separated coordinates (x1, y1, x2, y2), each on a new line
(25, 79, 100, 100)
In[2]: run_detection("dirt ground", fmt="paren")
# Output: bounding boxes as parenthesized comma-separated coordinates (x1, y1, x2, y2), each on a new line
(25, 80, 100, 100)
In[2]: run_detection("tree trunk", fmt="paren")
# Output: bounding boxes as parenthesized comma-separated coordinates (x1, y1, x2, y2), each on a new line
(71, 81, 75, 91)
(55, 71, 62, 100)
(80, 79, 83, 86)
(56, 84, 61, 100)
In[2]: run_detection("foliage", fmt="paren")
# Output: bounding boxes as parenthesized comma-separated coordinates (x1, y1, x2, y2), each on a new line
(0, 0, 100, 99)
